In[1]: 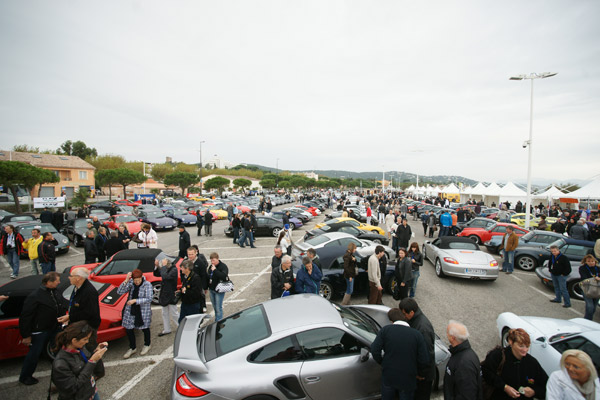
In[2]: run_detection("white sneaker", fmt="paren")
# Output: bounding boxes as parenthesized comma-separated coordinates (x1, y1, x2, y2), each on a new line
(140, 345, 151, 356)
(123, 348, 136, 359)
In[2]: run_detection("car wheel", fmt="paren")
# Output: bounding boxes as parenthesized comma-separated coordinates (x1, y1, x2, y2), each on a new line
(568, 280, 584, 301)
(46, 340, 58, 360)
(516, 255, 537, 271)
(272, 228, 281, 237)
(319, 281, 333, 300)
(468, 235, 480, 244)
(151, 282, 161, 305)
(371, 229, 379, 234)
(372, 239, 382, 244)
(73, 235, 81, 247)
(501, 327, 510, 347)
(435, 259, 445, 278)
(288, 223, 294, 231)
(387, 276, 397, 295)
(422, 245, 427, 261)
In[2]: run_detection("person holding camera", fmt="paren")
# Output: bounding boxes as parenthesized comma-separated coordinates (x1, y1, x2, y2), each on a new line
(117, 269, 153, 359)
(52, 321, 107, 400)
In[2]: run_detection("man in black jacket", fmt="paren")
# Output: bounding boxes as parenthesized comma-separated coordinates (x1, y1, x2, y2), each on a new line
(178, 225, 191, 259)
(18, 272, 66, 385)
(400, 298, 436, 400)
(548, 244, 572, 307)
(52, 209, 64, 231)
(271, 246, 283, 270)
(444, 320, 482, 400)
(84, 230, 98, 264)
(38, 232, 58, 274)
(204, 210, 213, 236)
(196, 211, 203, 236)
(186, 247, 208, 311)
(104, 231, 123, 259)
(271, 255, 294, 298)
(39, 207, 53, 224)
(371, 308, 429, 400)
(395, 219, 412, 253)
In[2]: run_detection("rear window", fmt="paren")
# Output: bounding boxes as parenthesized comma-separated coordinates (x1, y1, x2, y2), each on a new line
(445, 242, 479, 251)
(305, 235, 330, 246)
(214, 305, 270, 357)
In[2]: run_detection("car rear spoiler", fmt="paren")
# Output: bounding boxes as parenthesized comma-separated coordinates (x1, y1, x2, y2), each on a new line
(173, 313, 211, 373)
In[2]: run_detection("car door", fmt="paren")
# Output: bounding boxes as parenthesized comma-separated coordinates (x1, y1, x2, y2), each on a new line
(93, 259, 141, 286)
(297, 328, 380, 400)
(562, 244, 592, 262)
(0, 295, 28, 360)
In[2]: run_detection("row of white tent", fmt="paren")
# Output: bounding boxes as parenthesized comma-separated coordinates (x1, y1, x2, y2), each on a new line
(405, 177, 600, 206)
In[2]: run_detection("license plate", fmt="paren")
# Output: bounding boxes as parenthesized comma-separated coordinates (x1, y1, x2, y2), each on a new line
(466, 268, 485, 275)
(165, 226, 172, 229)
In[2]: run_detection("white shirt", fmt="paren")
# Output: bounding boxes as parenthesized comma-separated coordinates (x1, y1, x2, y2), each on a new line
(546, 368, 600, 400)
(393, 321, 409, 327)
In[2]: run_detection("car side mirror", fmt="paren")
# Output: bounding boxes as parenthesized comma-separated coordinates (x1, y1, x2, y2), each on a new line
(360, 347, 370, 362)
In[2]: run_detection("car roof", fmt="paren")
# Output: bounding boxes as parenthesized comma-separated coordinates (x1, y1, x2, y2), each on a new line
(262, 294, 342, 333)
(563, 238, 596, 246)
(437, 236, 480, 245)
(112, 248, 163, 260)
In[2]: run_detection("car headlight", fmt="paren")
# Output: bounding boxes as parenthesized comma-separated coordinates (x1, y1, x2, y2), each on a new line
(62, 239, 68, 244)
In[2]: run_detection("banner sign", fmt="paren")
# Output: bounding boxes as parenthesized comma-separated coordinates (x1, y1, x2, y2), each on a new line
(33, 197, 66, 208)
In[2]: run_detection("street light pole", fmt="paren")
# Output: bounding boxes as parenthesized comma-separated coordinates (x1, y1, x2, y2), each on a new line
(276, 158, 279, 189)
(510, 72, 557, 229)
(199, 141, 205, 195)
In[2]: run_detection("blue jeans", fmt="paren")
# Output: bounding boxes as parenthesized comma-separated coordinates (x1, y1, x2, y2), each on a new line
(584, 296, 598, 320)
(502, 250, 515, 272)
(41, 261, 56, 274)
(551, 274, 571, 306)
(381, 381, 414, 400)
(6, 248, 20, 276)
(179, 302, 201, 323)
(209, 290, 225, 321)
(439, 226, 450, 237)
(233, 227, 239, 243)
(239, 228, 249, 247)
(345, 277, 354, 295)
(20, 330, 55, 380)
(409, 270, 420, 297)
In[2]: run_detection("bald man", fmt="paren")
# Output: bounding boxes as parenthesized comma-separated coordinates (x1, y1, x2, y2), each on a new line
(443, 320, 483, 400)
(57, 267, 100, 329)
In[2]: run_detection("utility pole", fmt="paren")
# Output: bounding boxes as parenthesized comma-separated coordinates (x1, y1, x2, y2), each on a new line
(199, 141, 205, 195)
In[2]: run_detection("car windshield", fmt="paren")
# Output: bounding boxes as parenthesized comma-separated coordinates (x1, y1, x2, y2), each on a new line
(74, 220, 91, 228)
(548, 238, 567, 249)
(521, 231, 535, 241)
(305, 235, 331, 246)
(336, 306, 379, 343)
(19, 223, 58, 236)
(90, 210, 105, 215)
(115, 215, 137, 223)
(213, 305, 270, 357)
(173, 210, 188, 216)
(9, 215, 35, 222)
(146, 212, 165, 218)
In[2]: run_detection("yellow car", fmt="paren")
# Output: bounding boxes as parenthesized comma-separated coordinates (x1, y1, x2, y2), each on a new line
(510, 213, 556, 230)
(315, 217, 385, 236)
(205, 206, 228, 220)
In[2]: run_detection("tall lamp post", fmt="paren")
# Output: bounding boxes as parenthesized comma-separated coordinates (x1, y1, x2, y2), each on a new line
(509, 72, 557, 229)
(276, 158, 279, 189)
(199, 141, 205, 195)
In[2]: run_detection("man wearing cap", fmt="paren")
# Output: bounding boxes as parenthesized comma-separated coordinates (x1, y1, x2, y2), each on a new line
(551, 218, 566, 234)
(178, 225, 191, 259)
(22, 227, 43, 275)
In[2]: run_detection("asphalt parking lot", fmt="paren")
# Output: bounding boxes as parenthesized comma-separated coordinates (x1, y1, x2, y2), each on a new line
(0, 203, 593, 399)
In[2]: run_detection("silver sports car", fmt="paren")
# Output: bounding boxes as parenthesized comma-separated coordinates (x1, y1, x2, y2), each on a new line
(293, 232, 397, 262)
(423, 236, 499, 280)
(496, 312, 600, 375)
(172, 294, 450, 399)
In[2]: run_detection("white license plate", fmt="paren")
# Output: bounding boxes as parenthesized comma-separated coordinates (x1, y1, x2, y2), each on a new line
(165, 226, 172, 229)
(466, 268, 485, 275)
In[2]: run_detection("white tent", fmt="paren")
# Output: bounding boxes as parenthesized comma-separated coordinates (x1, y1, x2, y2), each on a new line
(460, 186, 473, 204)
(566, 178, 600, 201)
(499, 182, 528, 205)
(469, 182, 487, 203)
(483, 182, 501, 207)
(406, 184, 416, 193)
(533, 185, 565, 200)
(442, 183, 460, 193)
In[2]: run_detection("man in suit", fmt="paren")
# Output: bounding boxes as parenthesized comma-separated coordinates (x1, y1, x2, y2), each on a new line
(371, 308, 429, 400)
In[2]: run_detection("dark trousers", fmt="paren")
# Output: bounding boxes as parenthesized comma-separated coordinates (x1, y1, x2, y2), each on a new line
(368, 282, 383, 305)
(414, 379, 433, 400)
(422, 223, 428, 235)
(204, 225, 212, 236)
(179, 302, 201, 323)
(381, 381, 414, 400)
(40, 261, 56, 274)
(196, 224, 203, 236)
(233, 227, 239, 243)
(20, 330, 55, 380)
(125, 328, 150, 349)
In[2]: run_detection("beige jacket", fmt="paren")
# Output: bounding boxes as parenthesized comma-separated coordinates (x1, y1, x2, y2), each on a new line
(367, 254, 381, 287)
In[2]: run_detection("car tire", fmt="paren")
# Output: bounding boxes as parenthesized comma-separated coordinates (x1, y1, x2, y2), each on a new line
(435, 259, 445, 278)
(73, 235, 81, 247)
(46, 340, 58, 360)
(272, 228, 281, 237)
(568, 280, 584, 301)
(501, 327, 510, 347)
(371, 230, 379, 234)
(387, 276, 397, 295)
(372, 239, 382, 244)
(516, 255, 537, 271)
(151, 282, 161, 305)
(319, 281, 333, 300)
(288, 223, 294, 231)
(468, 235, 480, 244)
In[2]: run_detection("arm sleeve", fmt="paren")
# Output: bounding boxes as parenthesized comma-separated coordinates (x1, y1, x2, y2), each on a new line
(416, 333, 430, 372)
(52, 358, 96, 398)
(294, 273, 305, 294)
(311, 264, 322, 282)
(18, 293, 36, 337)
(481, 348, 505, 390)
(453, 361, 482, 400)
(545, 372, 562, 400)
(212, 263, 229, 281)
(414, 253, 423, 267)
(116, 280, 131, 296)
(529, 357, 548, 399)
(370, 331, 384, 364)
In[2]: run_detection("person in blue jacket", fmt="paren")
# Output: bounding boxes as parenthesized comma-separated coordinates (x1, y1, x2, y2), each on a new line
(295, 256, 322, 294)
(439, 211, 452, 237)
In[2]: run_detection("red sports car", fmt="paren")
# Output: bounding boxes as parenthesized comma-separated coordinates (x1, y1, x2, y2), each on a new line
(114, 199, 142, 207)
(0, 275, 127, 360)
(103, 214, 142, 236)
(292, 205, 319, 216)
(456, 222, 528, 244)
(64, 248, 183, 304)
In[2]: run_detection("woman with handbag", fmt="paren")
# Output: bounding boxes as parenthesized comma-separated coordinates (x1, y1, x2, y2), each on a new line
(482, 328, 547, 399)
(579, 254, 600, 320)
(342, 243, 357, 305)
(117, 269, 153, 359)
(154, 258, 179, 337)
(207, 252, 229, 322)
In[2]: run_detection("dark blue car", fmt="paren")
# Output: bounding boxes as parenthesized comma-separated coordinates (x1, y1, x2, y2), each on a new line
(514, 237, 595, 271)
(163, 209, 197, 226)
(138, 210, 177, 231)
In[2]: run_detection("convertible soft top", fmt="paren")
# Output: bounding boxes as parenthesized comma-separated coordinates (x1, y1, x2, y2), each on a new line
(437, 236, 480, 250)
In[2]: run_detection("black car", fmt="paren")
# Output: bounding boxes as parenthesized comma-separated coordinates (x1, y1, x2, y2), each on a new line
(515, 238, 596, 271)
(138, 210, 177, 231)
(62, 218, 92, 247)
(15, 222, 70, 256)
(291, 246, 396, 300)
(284, 208, 311, 223)
(88, 201, 114, 212)
(304, 223, 389, 245)
(225, 216, 284, 238)
(0, 213, 38, 229)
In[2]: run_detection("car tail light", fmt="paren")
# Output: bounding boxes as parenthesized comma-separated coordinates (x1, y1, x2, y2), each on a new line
(176, 373, 209, 397)
(443, 257, 459, 264)
(489, 260, 498, 267)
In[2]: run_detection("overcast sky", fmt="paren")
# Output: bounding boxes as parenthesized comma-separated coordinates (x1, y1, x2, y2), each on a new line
(1, 0, 599, 183)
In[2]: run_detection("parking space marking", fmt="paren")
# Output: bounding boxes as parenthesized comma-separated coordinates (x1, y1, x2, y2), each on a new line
(229, 271, 271, 276)
(529, 285, 554, 298)
(221, 256, 272, 261)
(111, 345, 173, 399)
(196, 245, 273, 250)
(69, 248, 83, 255)
(509, 274, 523, 282)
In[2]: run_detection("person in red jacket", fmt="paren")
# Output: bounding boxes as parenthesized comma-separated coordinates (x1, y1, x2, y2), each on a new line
(1, 224, 25, 278)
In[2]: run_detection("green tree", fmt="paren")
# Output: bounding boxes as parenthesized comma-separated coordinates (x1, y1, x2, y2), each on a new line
(124, 161, 144, 174)
(232, 178, 252, 192)
(13, 144, 40, 153)
(204, 176, 230, 195)
(0, 161, 60, 213)
(111, 168, 147, 199)
(288, 176, 307, 188)
(95, 169, 119, 200)
(173, 163, 197, 173)
(262, 173, 279, 181)
(57, 140, 98, 159)
(259, 178, 276, 189)
(88, 154, 126, 171)
(150, 163, 174, 182)
(278, 181, 292, 189)
(164, 172, 200, 195)
(71, 187, 90, 208)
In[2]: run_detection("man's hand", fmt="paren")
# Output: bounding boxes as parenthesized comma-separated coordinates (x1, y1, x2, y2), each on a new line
(21, 337, 32, 346)
(283, 283, 291, 290)
(57, 315, 69, 324)
(400, 282, 405, 287)
(377, 285, 383, 291)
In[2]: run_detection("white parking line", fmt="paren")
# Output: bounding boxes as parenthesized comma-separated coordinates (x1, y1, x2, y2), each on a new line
(196, 245, 273, 250)
(229, 271, 271, 276)
(69, 248, 83, 255)
(510, 274, 523, 282)
(529, 285, 554, 298)
(221, 256, 272, 261)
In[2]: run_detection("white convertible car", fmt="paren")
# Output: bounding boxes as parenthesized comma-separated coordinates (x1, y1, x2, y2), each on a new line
(496, 312, 600, 375)
(422, 236, 499, 280)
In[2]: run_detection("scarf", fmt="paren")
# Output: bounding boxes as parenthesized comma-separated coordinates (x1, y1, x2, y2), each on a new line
(573, 375, 596, 400)
(130, 283, 144, 328)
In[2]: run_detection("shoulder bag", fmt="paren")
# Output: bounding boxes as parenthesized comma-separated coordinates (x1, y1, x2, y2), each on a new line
(579, 278, 600, 299)
(215, 277, 235, 293)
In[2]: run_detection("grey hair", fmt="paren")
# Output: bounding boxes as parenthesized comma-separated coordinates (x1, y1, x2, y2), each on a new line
(86, 230, 95, 238)
(448, 320, 469, 342)
(110, 231, 118, 238)
(274, 245, 282, 251)
(71, 267, 90, 279)
(578, 219, 585, 225)
(282, 255, 292, 264)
